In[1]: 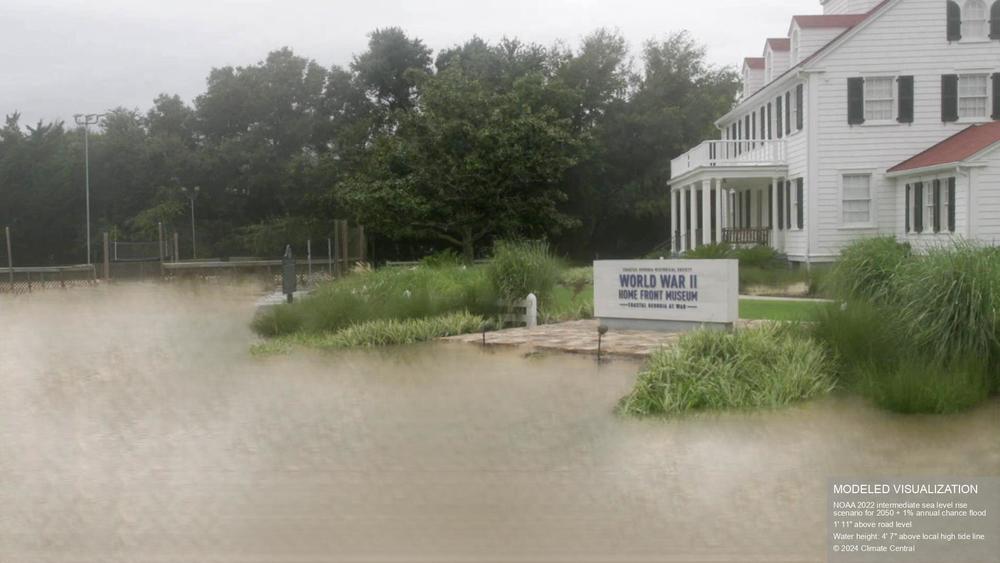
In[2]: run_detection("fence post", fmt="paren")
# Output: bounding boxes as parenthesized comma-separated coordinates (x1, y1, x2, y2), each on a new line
(102, 232, 111, 281)
(173, 232, 180, 264)
(307, 238, 312, 284)
(358, 225, 366, 263)
(327, 238, 333, 276)
(5, 226, 12, 292)
(339, 220, 349, 273)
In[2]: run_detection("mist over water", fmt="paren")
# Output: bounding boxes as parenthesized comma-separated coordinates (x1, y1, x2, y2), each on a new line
(1, 283, 997, 561)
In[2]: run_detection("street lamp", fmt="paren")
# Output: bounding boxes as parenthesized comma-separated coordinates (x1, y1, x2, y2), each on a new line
(73, 113, 105, 265)
(180, 186, 200, 259)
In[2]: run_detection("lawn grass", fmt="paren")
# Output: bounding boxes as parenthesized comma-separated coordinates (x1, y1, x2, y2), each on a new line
(739, 298, 826, 321)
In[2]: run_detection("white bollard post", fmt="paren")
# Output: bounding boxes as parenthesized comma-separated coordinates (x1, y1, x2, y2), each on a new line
(524, 293, 537, 329)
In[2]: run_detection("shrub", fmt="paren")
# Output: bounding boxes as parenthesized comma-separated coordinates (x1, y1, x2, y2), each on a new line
(251, 312, 485, 355)
(487, 240, 562, 304)
(828, 236, 910, 303)
(682, 243, 732, 260)
(893, 242, 1000, 366)
(857, 356, 991, 414)
(251, 265, 497, 337)
(732, 245, 782, 269)
(617, 325, 834, 416)
(811, 302, 903, 380)
(420, 248, 463, 268)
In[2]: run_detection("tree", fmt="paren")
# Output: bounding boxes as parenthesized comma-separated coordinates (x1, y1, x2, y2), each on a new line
(351, 28, 432, 113)
(339, 65, 580, 261)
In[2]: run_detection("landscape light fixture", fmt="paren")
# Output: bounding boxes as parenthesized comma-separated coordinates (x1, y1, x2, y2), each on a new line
(73, 113, 106, 265)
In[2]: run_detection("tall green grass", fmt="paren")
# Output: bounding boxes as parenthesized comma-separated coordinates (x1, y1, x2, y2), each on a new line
(252, 312, 485, 355)
(486, 240, 562, 305)
(252, 265, 496, 337)
(814, 238, 1000, 413)
(617, 325, 834, 416)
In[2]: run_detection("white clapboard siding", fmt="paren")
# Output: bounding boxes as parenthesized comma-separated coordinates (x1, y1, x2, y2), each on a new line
(809, 0, 1000, 259)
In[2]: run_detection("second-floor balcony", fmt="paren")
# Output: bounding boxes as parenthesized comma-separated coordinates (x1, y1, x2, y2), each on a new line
(670, 140, 786, 181)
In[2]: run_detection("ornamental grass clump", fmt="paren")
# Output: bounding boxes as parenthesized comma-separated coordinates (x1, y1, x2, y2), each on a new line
(617, 325, 834, 416)
(251, 265, 496, 337)
(827, 236, 910, 304)
(486, 240, 562, 305)
(251, 312, 485, 355)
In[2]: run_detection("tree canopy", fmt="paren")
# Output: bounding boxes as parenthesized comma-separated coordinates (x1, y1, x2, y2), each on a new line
(0, 29, 737, 266)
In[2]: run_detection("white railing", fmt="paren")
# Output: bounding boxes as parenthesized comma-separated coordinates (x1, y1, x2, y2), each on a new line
(670, 140, 786, 180)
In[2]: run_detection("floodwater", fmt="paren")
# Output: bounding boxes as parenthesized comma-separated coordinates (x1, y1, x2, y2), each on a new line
(1, 283, 997, 562)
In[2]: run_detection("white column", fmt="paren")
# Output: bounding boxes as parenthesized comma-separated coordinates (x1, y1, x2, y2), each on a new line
(771, 177, 780, 248)
(714, 179, 723, 244)
(671, 189, 680, 252)
(679, 186, 688, 253)
(701, 181, 711, 246)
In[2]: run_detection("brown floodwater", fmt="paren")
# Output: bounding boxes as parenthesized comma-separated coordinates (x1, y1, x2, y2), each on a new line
(1, 283, 997, 562)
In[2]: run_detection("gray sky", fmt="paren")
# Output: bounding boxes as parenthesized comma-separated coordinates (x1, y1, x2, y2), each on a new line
(1, 0, 818, 126)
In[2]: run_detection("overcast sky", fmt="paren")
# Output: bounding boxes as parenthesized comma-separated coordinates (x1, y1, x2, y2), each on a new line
(1, 0, 819, 126)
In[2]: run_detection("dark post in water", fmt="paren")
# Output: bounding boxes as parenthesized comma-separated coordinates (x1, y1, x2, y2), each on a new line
(282, 245, 297, 304)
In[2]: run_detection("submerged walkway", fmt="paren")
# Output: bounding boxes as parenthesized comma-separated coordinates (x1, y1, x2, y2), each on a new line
(444, 319, 761, 359)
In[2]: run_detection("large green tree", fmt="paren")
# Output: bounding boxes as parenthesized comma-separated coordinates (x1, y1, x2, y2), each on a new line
(339, 63, 581, 261)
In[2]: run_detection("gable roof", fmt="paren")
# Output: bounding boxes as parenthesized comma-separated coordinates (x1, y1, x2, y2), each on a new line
(888, 122, 1000, 173)
(792, 14, 868, 29)
(743, 57, 765, 70)
(766, 38, 790, 52)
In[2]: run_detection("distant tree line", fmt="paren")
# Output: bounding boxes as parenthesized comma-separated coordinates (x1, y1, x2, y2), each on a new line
(0, 28, 737, 266)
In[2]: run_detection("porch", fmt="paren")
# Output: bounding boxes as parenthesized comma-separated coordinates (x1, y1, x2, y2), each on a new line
(669, 139, 788, 254)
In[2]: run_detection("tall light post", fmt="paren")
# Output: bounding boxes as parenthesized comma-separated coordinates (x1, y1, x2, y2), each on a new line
(73, 113, 105, 265)
(181, 186, 200, 259)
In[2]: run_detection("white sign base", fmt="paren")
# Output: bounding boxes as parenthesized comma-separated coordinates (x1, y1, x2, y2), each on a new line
(593, 259, 739, 331)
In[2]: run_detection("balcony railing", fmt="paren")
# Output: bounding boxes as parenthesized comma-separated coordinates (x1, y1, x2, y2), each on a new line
(723, 228, 771, 246)
(670, 140, 786, 180)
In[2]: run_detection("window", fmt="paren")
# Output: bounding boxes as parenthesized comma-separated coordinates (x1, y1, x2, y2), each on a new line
(785, 91, 792, 135)
(776, 96, 784, 138)
(864, 77, 895, 121)
(765, 51, 773, 83)
(842, 174, 872, 225)
(959, 74, 989, 118)
(964, 0, 988, 38)
(791, 30, 800, 64)
(767, 103, 773, 138)
(930, 179, 941, 232)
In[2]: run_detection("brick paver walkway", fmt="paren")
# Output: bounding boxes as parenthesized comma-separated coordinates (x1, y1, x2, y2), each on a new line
(444, 319, 762, 358)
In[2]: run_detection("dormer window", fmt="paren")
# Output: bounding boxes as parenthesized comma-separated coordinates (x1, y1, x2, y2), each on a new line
(964, 0, 988, 38)
(791, 30, 800, 65)
(765, 51, 773, 83)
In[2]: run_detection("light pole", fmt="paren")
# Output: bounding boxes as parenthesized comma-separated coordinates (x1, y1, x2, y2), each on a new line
(180, 186, 200, 259)
(73, 113, 105, 265)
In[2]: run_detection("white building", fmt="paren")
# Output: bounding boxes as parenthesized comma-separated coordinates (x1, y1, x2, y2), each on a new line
(669, 0, 1000, 262)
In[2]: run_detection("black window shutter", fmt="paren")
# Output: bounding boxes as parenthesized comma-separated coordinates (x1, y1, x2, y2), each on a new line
(752, 112, 757, 139)
(948, 177, 956, 232)
(776, 97, 784, 138)
(992, 1, 1000, 39)
(905, 185, 911, 233)
(848, 77, 865, 125)
(947, 1, 962, 41)
(942, 75, 959, 122)
(796, 84, 804, 130)
(785, 92, 792, 135)
(777, 182, 784, 229)
(796, 178, 804, 229)
(745, 191, 752, 226)
(745, 115, 751, 139)
(992, 73, 1000, 120)
(760, 108, 766, 139)
(785, 181, 792, 229)
(933, 179, 941, 232)
(914, 182, 924, 233)
(898, 76, 914, 123)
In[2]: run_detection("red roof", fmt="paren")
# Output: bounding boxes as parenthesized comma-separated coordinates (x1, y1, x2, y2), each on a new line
(766, 38, 790, 51)
(888, 122, 1000, 173)
(744, 57, 765, 70)
(792, 14, 868, 29)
